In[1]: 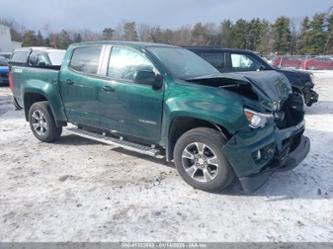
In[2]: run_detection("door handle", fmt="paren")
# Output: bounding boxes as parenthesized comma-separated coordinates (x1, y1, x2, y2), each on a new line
(102, 85, 115, 92)
(65, 79, 74, 85)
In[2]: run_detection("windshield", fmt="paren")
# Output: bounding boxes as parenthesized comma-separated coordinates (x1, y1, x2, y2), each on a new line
(147, 47, 219, 79)
(48, 51, 66, 65)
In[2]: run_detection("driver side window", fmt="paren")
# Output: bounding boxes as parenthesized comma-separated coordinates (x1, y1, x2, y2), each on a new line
(108, 46, 155, 82)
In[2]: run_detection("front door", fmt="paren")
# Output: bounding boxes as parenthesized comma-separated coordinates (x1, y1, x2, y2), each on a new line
(98, 45, 164, 143)
(59, 45, 103, 128)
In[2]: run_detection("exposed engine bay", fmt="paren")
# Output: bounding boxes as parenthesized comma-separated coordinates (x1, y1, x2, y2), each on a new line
(185, 70, 304, 130)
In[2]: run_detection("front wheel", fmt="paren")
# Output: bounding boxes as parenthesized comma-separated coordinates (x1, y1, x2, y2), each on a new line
(174, 127, 234, 192)
(29, 101, 62, 142)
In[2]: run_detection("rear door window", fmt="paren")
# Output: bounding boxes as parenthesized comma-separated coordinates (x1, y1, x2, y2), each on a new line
(198, 52, 225, 71)
(69, 46, 102, 75)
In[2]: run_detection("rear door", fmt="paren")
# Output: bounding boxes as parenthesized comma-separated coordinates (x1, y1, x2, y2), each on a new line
(98, 45, 164, 143)
(59, 45, 105, 128)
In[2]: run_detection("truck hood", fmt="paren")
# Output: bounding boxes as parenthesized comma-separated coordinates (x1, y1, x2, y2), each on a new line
(275, 68, 313, 87)
(184, 70, 292, 111)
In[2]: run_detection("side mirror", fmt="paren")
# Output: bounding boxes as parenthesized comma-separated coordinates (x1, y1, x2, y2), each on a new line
(135, 70, 163, 90)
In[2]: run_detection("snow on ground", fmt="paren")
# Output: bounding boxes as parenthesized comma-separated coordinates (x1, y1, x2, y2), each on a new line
(0, 72, 332, 242)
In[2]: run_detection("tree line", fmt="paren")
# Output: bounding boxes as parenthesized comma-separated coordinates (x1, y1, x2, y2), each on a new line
(1, 12, 333, 55)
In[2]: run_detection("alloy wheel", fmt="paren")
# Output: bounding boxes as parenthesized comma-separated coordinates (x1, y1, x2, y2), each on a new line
(31, 110, 48, 136)
(181, 142, 219, 183)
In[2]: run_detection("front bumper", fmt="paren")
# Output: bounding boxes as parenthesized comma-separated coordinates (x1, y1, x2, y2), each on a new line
(303, 88, 319, 106)
(223, 121, 310, 193)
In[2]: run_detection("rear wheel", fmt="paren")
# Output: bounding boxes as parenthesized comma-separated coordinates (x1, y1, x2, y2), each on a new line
(174, 127, 234, 192)
(28, 101, 62, 142)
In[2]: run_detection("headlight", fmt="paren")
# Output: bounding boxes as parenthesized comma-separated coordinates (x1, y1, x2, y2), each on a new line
(244, 108, 273, 129)
(263, 100, 281, 111)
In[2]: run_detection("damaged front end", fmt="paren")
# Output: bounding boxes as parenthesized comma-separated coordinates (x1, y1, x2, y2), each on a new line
(185, 71, 310, 192)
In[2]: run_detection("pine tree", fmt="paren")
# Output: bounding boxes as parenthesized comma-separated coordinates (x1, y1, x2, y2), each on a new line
(219, 20, 233, 48)
(55, 30, 72, 49)
(230, 19, 248, 49)
(102, 28, 114, 40)
(36, 30, 45, 46)
(191, 22, 209, 45)
(22, 30, 38, 47)
(256, 20, 271, 54)
(272, 17, 291, 54)
(299, 13, 327, 54)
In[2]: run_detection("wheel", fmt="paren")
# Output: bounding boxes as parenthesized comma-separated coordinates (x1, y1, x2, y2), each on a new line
(12, 96, 22, 110)
(28, 101, 62, 142)
(174, 127, 235, 192)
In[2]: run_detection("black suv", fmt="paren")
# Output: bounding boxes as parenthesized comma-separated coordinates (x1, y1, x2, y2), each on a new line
(188, 47, 318, 107)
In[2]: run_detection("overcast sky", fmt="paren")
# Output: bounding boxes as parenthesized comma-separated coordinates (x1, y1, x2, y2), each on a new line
(1, 0, 332, 32)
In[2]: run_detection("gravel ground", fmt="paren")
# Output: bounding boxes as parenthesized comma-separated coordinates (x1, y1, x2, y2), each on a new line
(0, 71, 332, 242)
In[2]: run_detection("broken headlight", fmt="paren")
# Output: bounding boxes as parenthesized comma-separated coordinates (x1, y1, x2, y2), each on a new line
(244, 108, 274, 129)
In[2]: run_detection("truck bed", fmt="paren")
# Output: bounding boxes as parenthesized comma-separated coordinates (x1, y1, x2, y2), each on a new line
(11, 65, 60, 107)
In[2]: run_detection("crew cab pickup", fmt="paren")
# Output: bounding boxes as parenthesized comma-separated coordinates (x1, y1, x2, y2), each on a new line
(9, 41, 310, 192)
(188, 47, 319, 107)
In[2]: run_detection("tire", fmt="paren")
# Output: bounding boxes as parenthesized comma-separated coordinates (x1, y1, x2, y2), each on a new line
(174, 127, 235, 192)
(28, 101, 62, 142)
(13, 96, 22, 110)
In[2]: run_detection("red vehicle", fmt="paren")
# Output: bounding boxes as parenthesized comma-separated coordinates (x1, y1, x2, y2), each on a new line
(301, 56, 333, 70)
(271, 56, 303, 69)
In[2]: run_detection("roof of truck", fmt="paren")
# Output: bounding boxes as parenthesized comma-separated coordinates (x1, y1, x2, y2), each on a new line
(70, 41, 177, 49)
(184, 46, 258, 54)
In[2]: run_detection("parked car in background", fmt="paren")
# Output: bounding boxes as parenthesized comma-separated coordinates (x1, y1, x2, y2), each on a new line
(301, 56, 333, 70)
(10, 47, 66, 69)
(9, 41, 310, 193)
(0, 56, 9, 85)
(9, 47, 66, 109)
(0, 52, 12, 60)
(188, 47, 318, 106)
(271, 56, 304, 69)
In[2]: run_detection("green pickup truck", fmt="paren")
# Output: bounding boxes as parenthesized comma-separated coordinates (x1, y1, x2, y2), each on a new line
(9, 41, 310, 192)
